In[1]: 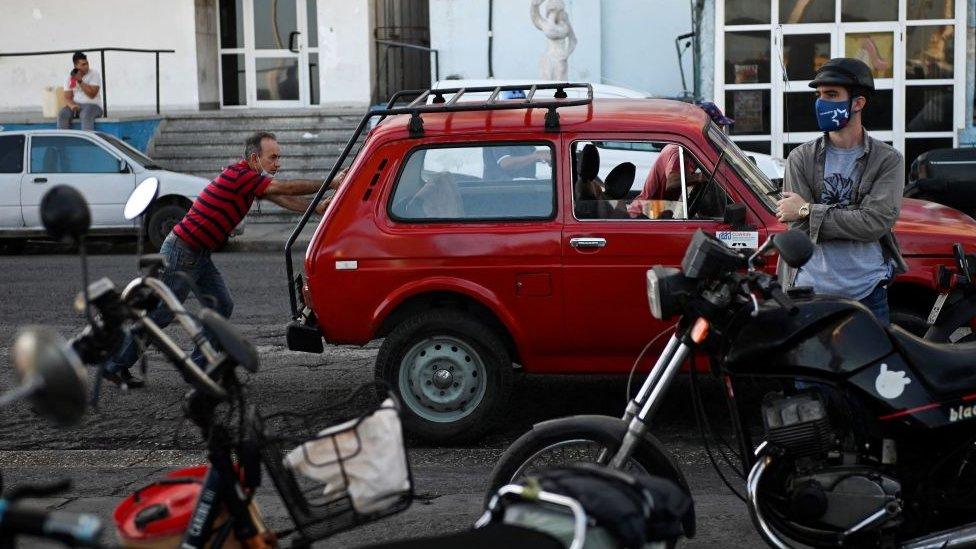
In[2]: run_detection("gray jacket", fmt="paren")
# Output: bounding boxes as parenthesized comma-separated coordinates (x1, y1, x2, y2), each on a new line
(779, 132, 907, 287)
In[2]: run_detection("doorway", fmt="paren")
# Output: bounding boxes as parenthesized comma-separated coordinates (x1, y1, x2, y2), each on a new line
(218, 0, 320, 107)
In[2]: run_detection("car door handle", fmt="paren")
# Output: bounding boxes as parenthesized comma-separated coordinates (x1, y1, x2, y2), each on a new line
(32, 177, 47, 183)
(569, 237, 607, 249)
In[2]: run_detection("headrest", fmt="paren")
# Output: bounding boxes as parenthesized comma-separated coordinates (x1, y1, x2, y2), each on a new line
(578, 144, 600, 182)
(603, 162, 636, 200)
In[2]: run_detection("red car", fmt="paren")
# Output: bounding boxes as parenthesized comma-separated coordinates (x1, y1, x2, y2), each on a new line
(285, 85, 976, 442)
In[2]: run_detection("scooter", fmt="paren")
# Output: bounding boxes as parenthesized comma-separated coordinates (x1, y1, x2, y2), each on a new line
(489, 228, 976, 548)
(31, 180, 691, 548)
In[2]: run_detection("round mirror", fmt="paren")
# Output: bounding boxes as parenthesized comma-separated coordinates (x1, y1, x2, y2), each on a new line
(40, 185, 91, 242)
(773, 229, 815, 269)
(10, 327, 89, 426)
(124, 177, 160, 220)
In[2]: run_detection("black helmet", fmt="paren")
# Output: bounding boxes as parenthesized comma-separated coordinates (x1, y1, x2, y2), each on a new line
(809, 58, 875, 92)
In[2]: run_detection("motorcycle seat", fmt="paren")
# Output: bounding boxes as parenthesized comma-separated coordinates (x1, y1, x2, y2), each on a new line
(889, 325, 976, 396)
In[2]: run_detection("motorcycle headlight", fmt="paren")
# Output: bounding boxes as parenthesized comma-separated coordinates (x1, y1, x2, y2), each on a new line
(646, 266, 687, 320)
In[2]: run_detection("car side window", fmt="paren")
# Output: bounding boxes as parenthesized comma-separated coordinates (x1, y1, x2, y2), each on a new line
(390, 143, 555, 221)
(571, 140, 729, 221)
(0, 135, 25, 174)
(30, 136, 120, 174)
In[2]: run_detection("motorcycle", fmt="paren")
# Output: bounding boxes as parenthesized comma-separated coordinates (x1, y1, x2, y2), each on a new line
(488, 228, 976, 548)
(30, 180, 691, 548)
(923, 242, 976, 344)
(0, 326, 103, 547)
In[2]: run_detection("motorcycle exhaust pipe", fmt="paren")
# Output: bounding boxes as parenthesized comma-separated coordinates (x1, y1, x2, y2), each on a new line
(902, 522, 976, 549)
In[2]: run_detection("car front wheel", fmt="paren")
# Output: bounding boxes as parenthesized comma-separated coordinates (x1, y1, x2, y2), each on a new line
(376, 309, 513, 443)
(146, 203, 188, 250)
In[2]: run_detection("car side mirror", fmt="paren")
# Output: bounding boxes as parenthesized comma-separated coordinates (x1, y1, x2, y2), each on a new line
(723, 203, 748, 229)
(118, 159, 129, 173)
(40, 185, 91, 242)
(9, 327, 89, 426)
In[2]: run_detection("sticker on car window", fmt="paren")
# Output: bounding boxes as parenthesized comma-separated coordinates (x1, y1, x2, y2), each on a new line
(716, 231, 758, 249)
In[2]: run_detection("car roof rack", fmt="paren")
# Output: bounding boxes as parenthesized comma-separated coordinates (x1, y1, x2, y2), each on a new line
(284, 82, 592, 321)
(378, 82, 593, 136)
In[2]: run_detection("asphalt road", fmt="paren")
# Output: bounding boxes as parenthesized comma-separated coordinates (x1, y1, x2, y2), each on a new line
(0, 248, 763, 548)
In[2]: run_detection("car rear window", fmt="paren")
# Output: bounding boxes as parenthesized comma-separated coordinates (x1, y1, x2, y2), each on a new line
(0, 134, 25, 173)
(389, 143, 555, 221)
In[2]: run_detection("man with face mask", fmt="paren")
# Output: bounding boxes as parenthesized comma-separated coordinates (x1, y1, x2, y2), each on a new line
(99, 131, 345, 387)
(776, 58, 907, 324)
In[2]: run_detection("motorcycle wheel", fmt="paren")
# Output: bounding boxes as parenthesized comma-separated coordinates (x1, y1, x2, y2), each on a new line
(485, 414, 695, 539)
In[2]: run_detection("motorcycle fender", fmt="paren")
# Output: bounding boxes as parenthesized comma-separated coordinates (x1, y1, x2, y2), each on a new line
(529, 414, 697, 538)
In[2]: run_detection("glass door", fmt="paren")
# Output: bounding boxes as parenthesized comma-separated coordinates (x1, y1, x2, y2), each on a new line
(219, 0, 319, 107)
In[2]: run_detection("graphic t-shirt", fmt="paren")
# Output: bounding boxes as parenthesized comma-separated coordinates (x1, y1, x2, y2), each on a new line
(795, 144, 891, 300)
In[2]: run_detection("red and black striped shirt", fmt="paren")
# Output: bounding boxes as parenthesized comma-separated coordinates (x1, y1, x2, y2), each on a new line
(173, 161, 271, 250)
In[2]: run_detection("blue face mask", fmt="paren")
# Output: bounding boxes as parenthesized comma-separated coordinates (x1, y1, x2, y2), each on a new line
(815, 98, 853, 132)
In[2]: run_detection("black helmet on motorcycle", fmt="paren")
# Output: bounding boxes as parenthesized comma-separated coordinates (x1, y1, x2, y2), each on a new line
(809, 58, 875, 94)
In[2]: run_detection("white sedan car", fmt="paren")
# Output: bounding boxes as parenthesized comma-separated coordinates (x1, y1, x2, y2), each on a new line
(0, 129, 219, 251)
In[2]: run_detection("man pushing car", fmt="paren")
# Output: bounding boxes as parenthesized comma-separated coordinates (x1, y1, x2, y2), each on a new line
(101, 131, 346, 387)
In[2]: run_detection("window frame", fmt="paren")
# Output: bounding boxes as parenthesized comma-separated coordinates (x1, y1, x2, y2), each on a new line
(0, 134, 26, 175)
(28, 133, 125, 175)
(568, 138, 732, 223)
(386, 140, 558, 224)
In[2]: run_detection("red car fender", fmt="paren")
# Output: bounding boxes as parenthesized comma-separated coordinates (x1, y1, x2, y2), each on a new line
(370, 276, 527, 350)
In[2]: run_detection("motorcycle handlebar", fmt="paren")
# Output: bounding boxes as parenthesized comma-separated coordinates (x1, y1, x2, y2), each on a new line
(0, 501, 103, 547)
(769, 285, 798, 316)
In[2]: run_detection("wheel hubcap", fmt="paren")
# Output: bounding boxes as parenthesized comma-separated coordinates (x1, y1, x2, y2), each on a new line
(398, 336, 487, 423)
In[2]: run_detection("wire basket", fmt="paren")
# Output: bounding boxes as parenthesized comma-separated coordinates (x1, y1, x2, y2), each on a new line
(251, 382, 413, 545)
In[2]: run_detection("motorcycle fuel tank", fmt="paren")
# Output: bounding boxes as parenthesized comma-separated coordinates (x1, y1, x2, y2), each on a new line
(723, 297, 893, 378)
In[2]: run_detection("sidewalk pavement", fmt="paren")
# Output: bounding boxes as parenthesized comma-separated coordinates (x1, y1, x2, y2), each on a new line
(224, 218, 316, 253)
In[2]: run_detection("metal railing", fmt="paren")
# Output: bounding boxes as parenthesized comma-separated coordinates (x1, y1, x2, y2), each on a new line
(0, 47, 176, 116)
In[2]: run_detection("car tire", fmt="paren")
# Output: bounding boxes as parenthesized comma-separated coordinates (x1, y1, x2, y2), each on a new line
(146, 203, 188, 250)
(376, 309, 513, 443)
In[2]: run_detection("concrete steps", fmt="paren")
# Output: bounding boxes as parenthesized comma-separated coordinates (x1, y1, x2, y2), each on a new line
(149, 109, 365, 221)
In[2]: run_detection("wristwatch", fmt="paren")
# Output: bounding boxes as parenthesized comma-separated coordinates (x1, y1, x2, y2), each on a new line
(798, 203, 811, 218)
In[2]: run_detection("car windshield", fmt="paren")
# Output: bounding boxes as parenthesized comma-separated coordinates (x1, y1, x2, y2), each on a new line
(96, 132, 161, 169)
(705, 122, 779, 211)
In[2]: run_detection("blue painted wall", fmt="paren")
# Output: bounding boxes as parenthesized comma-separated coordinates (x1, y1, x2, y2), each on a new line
(0, 118, 160, 153)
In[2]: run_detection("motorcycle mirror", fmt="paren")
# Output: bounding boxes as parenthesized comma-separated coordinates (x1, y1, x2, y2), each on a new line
(773, 230, 815, 269)
(124, 177, 159, 221)
(8, 328, 89, 426)
(40, 185, 91, 242)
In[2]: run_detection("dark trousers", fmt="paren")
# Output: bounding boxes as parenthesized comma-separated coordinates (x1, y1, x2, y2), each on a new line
(104, 233, 233, 373)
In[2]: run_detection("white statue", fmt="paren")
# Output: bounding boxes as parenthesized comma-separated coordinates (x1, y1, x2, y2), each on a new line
(530, 0, 577, 81)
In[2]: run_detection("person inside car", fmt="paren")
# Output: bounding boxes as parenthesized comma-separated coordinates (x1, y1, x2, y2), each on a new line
(626, 102, 733, 218)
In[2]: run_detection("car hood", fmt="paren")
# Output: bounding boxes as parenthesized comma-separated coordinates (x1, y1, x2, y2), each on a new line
(896, 198, 976, 256)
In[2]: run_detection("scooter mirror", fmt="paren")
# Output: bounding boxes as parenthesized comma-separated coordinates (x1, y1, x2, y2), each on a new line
(40, 185, 91, 242)
(9, 327, 89, 426)
(773, 229, 815, 269)
(124, 177, 160, 220)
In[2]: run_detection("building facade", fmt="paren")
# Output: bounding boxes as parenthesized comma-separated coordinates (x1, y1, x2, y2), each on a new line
(3, 0, 975, 169)
(708, 0, 974, 164)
